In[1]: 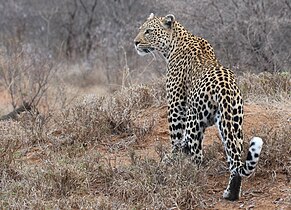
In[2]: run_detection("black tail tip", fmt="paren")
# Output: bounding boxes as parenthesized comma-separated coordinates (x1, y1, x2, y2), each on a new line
(223, 173, 242, 201)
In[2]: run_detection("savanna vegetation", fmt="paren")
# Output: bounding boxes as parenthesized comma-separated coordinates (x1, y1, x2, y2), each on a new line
(0, 0, 290, 209)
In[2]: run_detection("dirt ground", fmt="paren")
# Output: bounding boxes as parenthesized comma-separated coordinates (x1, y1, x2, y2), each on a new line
(104, 103, 291, 209)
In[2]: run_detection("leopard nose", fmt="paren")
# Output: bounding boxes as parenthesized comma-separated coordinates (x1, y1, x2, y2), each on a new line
(134, 41, 140, 46)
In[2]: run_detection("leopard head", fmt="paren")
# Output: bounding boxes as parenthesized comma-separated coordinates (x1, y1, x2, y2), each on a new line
(134, 13, 176, 56)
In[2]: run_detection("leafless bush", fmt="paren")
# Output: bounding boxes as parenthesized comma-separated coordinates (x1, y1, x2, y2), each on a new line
(2, 0, 289, 86)
(0, 44, 57, 112)
(160, 0, 291, 73)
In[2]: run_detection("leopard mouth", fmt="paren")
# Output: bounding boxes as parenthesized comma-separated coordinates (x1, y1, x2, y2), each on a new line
(135, 45, 155, 56)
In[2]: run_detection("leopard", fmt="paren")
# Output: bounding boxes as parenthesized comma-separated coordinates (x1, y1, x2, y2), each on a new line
(134, 13, 263, 201)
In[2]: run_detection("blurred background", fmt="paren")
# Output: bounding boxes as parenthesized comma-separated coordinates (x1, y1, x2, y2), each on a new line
(0, 0, 290, 112)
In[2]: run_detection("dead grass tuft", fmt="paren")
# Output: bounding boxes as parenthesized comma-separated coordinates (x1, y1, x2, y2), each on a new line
(48, 84, 158, 148)
(0, 121, 25, 177)
(251, 124, 291, 182)
(105, 153, 209, 209)
(238, 72, 291, 102)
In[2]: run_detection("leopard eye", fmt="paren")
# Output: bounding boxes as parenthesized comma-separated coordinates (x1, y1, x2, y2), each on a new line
(145, 28, 153, 35)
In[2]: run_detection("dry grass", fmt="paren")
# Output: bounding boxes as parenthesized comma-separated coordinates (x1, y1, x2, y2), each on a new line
(1, 125, 288, 209)
(108, 156, 208, 209)
(47, 85, 158, 149)
(0, 72, 290, 209)
(238, 71, 291, 102)
(253, 125, 291, 181)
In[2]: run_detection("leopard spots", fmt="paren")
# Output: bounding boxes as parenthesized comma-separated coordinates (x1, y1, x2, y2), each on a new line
(134, 13, 263, 201)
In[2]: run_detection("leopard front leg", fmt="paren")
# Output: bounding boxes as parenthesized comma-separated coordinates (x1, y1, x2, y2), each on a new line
(166, 74, 188, 159)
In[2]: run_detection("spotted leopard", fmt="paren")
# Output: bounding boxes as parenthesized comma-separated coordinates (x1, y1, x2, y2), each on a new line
(134, 13, 263, 201)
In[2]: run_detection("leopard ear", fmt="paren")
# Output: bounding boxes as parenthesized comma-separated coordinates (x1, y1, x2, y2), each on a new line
(147, 13, 155, 20)
(163, 14, 175, 29)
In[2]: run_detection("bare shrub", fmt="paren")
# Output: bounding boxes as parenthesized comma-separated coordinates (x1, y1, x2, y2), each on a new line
(0, 46, 57, 110)
(159, 0, 291, 73)
(0, 0, 290, 85)
(0, 45, 71, 146)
